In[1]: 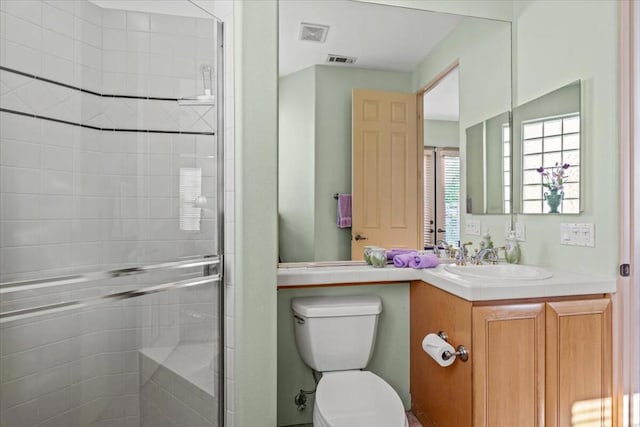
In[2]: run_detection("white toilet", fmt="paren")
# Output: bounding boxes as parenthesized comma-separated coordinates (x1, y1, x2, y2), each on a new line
(291, 295, 409, 427)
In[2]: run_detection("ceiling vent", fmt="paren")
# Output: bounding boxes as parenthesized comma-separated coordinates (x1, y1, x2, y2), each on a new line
(326, 54, 357, 65)
(299, 22, 329, 43)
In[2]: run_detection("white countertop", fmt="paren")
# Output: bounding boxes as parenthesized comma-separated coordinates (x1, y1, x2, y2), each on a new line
(277, 263, 617, 301)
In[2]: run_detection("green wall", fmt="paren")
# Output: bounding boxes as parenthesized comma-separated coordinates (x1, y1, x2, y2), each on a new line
(411, 16, 512, 241)
(278, 67, 316, 262)
(278, 65, 412, 262)
(424, 119, 460, 147)
(234, 1, 278, 425)
(314, 66, 412, 261)
(277, 284, 410, 426)
(507, 0, 618, 273)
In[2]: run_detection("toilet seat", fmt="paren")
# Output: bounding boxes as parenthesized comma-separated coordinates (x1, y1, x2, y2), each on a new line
(313, 371, 408, 427)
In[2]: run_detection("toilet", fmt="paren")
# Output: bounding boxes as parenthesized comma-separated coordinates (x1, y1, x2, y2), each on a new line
(291, 295, 409, 427)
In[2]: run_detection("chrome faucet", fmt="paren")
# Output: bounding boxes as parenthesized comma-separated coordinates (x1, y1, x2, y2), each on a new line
(435, 239, 450, 258)
(472, 247, 499, 265)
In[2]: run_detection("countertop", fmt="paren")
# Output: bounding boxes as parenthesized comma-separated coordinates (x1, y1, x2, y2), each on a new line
(277, 263, 617, 301)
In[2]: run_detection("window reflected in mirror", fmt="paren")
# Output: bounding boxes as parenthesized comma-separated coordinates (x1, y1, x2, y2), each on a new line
(512, 80, 581, 215)
(521, 114, 580, 214)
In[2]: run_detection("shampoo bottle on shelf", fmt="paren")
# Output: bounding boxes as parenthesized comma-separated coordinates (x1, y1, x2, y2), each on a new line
(504, 231, 521, 264)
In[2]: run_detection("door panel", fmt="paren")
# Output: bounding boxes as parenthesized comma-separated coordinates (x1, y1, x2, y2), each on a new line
(546, 299, 612, 427)
(352, 89, 419, 259)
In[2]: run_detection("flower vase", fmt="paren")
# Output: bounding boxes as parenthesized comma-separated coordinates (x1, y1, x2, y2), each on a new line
(544, 189, 563, 213)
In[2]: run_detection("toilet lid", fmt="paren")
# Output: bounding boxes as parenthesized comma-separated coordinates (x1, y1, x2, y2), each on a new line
(315, 371, 406, 427)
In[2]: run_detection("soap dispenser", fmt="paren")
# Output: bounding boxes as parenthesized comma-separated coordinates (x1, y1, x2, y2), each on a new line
(480, 229, 494, 250)
(504, 231, 521, 264)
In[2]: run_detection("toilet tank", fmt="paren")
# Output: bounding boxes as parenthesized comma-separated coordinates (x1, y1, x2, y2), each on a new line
(291, 295, 382, 372)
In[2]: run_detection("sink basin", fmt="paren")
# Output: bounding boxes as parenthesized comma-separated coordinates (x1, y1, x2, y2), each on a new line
(443, 264, 553, 281)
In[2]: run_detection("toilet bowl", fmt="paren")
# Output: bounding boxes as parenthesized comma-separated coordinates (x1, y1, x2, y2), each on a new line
(291, 295, 408, 427)
(313, 371, 408, 427)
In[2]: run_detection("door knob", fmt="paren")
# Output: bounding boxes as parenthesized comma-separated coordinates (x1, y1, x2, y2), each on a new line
(354, 234, 368, 241)
(437, 228, 446, 233)
(428, 228, 435, 234)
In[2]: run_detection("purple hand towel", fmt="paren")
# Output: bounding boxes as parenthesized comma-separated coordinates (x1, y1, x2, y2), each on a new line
(337, 194, 352, 228)
(393, 252, 418, 268)
(386, 248, 417, 261)
(409, 254, 440, 269)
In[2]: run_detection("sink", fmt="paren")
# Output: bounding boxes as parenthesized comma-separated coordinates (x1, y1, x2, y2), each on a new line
(443, 264, 553, 281)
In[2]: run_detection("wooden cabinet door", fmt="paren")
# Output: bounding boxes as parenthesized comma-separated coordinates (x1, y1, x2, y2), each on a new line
(410, 281, 472, 427)
(546, 299, 612, 427)
(473, 303, 545, 427)
(352, 89, 420, 259)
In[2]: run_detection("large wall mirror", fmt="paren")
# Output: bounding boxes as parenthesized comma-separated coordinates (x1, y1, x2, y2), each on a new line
(278, 0, 511, 263)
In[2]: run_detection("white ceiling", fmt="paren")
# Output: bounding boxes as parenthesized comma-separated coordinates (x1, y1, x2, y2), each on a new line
(89, 0, 213, 19)
(279, 0, 462, 77)
(423, 67, 459, 121)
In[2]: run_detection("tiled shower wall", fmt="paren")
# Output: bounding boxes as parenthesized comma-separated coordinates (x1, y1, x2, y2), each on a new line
(0, 0, 230, 426)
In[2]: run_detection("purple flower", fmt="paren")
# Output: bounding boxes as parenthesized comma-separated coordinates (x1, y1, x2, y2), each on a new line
(536, 166, 544, 173)
(562, 163, 570, 169)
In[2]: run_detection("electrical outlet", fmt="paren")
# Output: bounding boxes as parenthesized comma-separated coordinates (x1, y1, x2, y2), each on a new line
(515, 222, 525, 241)
(465, 220, 481, 236)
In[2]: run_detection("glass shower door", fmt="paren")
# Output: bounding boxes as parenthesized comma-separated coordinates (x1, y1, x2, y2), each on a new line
(0, 1, 224, 426)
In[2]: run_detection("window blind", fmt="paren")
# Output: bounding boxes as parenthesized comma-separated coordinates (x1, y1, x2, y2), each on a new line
(441, 152, 460, 246)
(423, 150, 435, 247)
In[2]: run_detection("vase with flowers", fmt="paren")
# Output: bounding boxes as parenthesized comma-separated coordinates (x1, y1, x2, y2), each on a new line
(536, 162, 570, 213)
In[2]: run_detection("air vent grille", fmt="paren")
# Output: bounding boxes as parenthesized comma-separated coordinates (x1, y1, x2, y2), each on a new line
(327, 54, 357, 64)
(299, 23, 329, 43)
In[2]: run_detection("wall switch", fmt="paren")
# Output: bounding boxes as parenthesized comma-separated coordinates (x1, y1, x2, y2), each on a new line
(465, 220, 481, 236)
(560, 223, 595, 247)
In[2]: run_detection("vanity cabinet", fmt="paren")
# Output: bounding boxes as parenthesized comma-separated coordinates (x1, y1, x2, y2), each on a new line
(410, 281, 612, 427)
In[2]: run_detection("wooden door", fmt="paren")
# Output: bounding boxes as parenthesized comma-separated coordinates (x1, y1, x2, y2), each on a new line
(546, 298, 612, 427)
(352, 89, 420, 259)
(410, 282, 472, 427)
(473, 303, 545, 427)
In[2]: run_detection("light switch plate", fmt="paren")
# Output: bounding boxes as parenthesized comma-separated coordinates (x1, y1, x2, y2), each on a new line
(560, 223, 595, 247)
(465, 220, 481, 236)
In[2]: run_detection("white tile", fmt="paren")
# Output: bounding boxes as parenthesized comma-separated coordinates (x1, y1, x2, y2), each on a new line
(41, 170, 73, 195)
(41, 120, 73, 148)
(102, 50, 127, 73)
(1, 166, 40, 194)
(0, 221, 40, 247)
(39, 195, 73, 219)
(0, 139, 40, 169)
(4, 13, 42, 51)
(197, 18, 215, 39)
(41, 145, 73, 171)
(150, 14, 196, 36)
(102, 28, 127, 51)
(126, 31, 149, 53)
(127, 11, 149, 32)
(39, 220, 72, 245)
(3, 0, 41, 25)
(42, 2, 74, 38)
(74, 18, 101, 49)
(41, 54, 74, 87)
(1, 194, 40, 220)
(42, 29, 75, 62)
(103, 9, 126, 30)
(74, 0, 102, 27)
(43, 0, 74, 15)
(0, 245, 40, 274)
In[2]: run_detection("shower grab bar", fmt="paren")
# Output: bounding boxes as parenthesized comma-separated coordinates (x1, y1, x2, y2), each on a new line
(0, 255, 220, 294)
(0, 274, 220, 324)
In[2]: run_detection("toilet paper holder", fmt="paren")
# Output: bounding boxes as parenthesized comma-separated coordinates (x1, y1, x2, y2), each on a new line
(437, 331, 469, 362)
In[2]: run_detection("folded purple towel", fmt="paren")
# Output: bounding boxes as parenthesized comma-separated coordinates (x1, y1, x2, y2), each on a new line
(386, 248, 417, 261)
(409, 254, 440, 269)
(393, 252, 418, 268)
(337, 194, 352, 228)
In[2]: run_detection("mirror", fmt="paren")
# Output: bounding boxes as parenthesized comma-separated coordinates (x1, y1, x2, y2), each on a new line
(512, 80, 582, 214)
(278, 0, 511, 262)
(465, 111, 511, 215)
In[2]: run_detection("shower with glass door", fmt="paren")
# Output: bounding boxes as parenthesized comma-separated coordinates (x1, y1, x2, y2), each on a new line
(0, 1, 225, 425)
